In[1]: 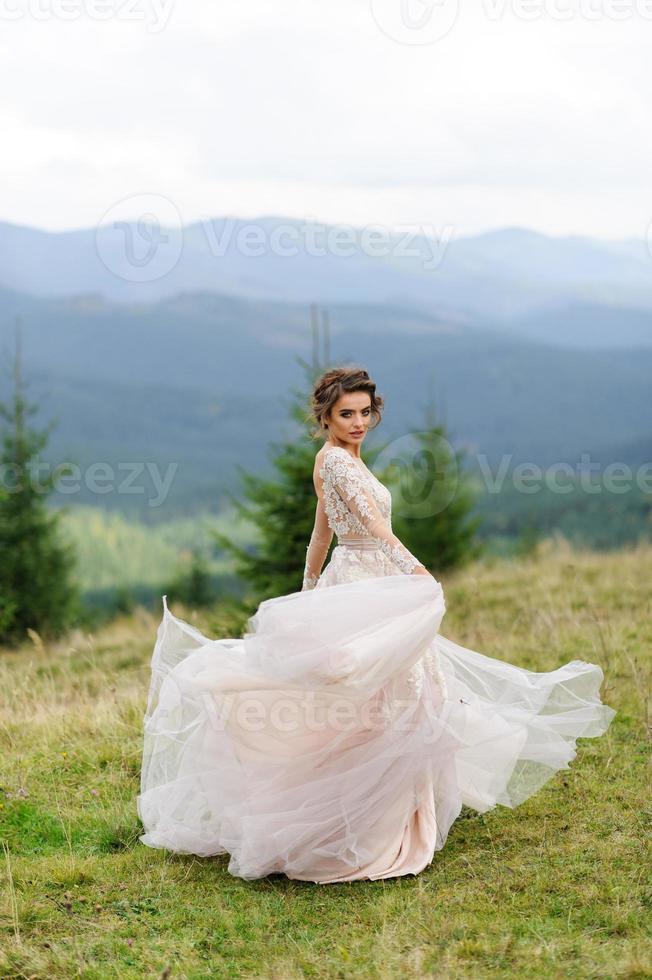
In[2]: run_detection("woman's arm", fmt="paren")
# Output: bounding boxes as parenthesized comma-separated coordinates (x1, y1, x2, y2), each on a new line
(323, 448, 429, 576)
(301, 494, 334, 591)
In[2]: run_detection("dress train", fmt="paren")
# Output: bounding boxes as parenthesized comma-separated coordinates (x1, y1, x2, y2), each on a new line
(137, 574, 614, 883)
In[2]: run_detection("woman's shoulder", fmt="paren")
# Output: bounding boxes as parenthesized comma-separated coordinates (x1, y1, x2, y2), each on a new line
(316, 447, 370, 496)
(316, 444, 355, 471)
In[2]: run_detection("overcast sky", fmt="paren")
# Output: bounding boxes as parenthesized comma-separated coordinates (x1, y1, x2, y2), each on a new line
(2, 0, 651, 239)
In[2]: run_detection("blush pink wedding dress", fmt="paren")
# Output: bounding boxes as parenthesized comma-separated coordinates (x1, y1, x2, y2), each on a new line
(137, 445, 615, 883)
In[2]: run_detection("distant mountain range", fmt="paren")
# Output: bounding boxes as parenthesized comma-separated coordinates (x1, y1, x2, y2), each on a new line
(0, 282, 649, 519)
(0, 216, 649, 521)
(1, 217, 652, 347)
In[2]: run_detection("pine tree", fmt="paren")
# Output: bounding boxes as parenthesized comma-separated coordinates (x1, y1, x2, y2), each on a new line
(213, 375, 324, 601)
(0, 327, 79, 644)
(387, 415, 483, 574)
(165, 549, 214, 608)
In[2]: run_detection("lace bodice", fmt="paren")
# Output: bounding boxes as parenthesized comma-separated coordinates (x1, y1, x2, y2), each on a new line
(319, 446, 392, 538)
(302, 445, 425, 590)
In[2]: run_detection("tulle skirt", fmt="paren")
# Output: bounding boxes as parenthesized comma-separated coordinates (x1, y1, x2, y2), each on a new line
(137, 574, 615, 883)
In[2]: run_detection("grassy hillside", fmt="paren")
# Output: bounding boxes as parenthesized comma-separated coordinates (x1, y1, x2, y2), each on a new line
(55, 491, 652, 621)
(0, 539, 649, 979)
(58, 505, 248, 589)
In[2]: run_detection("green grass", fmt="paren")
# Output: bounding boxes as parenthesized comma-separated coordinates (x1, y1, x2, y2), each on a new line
(1, 536, 650, 978)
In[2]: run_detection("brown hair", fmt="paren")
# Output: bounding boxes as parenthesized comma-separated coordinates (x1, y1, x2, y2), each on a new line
(307, 366, 384, 440)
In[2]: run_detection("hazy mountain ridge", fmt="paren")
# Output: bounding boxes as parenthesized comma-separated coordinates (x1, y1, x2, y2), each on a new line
(1, 218, 650, 519)
(2, 218, 652, 343)
(0, 284, 649, 518)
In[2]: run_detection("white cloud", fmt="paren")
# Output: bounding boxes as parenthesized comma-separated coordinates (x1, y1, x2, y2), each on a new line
(0, 0, 650, 237)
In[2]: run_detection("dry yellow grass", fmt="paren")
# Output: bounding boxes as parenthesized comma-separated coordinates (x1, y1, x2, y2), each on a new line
(0, 536, 650, 978)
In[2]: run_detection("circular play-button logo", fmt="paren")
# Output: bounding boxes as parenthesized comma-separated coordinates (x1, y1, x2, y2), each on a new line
(95, 193, 183, 283)
(370, 0, 460, 46)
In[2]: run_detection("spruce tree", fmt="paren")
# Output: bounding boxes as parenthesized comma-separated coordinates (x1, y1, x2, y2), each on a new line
(387, 415, 483, 574)
(165, 549, 214, 608)
(0, 329, 79, 644)
(213, 365, 325, 601)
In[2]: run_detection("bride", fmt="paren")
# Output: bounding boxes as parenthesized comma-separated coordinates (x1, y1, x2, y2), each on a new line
(137, 366, 615, 883)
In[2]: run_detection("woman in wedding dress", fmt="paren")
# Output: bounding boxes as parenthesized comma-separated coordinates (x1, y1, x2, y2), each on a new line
(137, 366, 615, 883)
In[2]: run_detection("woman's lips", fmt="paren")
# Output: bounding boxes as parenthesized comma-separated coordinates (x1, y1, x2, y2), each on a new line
(351, 431, 364, 436)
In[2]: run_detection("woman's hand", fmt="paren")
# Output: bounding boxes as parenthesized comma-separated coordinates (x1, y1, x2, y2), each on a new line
(413, 565, 434, 578)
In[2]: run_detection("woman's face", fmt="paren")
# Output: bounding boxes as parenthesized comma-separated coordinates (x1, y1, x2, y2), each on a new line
(325, 392, 372, 448)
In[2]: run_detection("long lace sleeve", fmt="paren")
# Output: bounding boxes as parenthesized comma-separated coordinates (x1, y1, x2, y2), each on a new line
(323, 448, 426, 575)
(302, 495, 334, 591)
